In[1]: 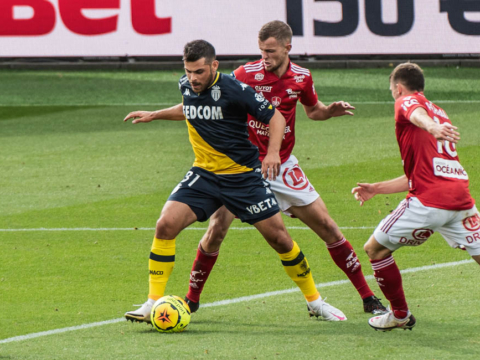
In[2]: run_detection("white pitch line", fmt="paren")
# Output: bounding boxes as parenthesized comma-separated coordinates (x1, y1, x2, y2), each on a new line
(0, 100, 479, 107)
(0, 226, 375, 232)
(0, 258, 474, 345)
(0, 319, 125, 345)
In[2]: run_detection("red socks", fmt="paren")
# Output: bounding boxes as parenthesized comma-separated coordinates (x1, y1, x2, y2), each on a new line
(370, 255, 408, 319)
(327, 238, 374, 299)
(185, 244, 219, 303)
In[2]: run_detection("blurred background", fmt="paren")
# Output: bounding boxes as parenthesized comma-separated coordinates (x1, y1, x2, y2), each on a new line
(1, 0, 479, 69)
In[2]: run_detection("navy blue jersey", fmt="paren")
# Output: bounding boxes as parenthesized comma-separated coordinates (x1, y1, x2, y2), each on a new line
(180, 72, 275, 174)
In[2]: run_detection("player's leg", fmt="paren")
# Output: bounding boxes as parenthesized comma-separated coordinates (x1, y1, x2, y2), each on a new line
(270, 156, 384, 312)
(185, 206, 235, 312)
(289, 198, 385, 313)
(220, 168, 345, 321)
(254, 213, 346, 321)
(364, 235, 415, 331)
(362, 198, 434, 331)
(126, 167, 221, 323)
(125, 200, 197, 323)
(437, 207, 480, 264)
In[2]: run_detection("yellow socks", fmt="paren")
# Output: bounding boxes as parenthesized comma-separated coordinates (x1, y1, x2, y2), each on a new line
(279, 241, 320, 302)
(148, 237, 176, 301)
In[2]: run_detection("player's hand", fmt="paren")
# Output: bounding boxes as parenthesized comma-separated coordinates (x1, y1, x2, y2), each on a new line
(262, 153, 281, 181)
(327, 101, 355, 117)
(431, 123, 460, 143)
(351, 183, 376, 206)
(123, 111, 155, 124)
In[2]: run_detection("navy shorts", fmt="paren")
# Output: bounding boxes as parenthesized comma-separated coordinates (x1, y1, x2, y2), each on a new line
(168, 167, 280, 225)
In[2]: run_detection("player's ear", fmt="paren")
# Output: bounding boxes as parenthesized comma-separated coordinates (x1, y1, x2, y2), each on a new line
(212, 60, 219, 72)
(285, 43, 292, 53)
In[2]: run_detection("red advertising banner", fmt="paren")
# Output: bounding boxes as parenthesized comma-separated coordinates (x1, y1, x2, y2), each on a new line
(1, 0, 479, 57)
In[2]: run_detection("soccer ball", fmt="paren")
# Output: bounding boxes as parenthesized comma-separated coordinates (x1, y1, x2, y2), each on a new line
(150, 295, 191, 333)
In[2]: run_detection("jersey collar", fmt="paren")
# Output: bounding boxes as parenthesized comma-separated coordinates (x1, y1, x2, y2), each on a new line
(208, 72, 220, 88)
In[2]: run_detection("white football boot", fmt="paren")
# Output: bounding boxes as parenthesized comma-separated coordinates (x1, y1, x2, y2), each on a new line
(368, 310, 416, 331)
(307, 298, 347, 321)
(125, 300, 154, 324)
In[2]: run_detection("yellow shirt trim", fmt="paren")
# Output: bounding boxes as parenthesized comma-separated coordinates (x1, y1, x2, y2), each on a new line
(186, 120, 253, 174)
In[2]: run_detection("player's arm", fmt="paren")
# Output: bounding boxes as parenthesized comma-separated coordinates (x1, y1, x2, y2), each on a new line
(262, 109, 286, 181)
(409, 107, 460, 143)
(123, 103, 184, 124)
(303, 100, 355, 121)
(351, 175, 409, 206)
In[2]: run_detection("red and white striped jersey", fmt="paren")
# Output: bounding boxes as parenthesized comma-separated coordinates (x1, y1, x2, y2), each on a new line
(395, 92, 474, 210)
(233, 60, 318, 163)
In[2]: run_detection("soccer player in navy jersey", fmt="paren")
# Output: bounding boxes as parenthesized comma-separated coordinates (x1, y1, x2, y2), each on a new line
(352, 63, 480, 331)
(123, 39, 346, 323)
(183, 21, 386, 316)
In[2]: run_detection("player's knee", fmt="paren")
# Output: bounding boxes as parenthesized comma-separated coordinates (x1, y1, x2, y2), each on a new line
(364, 239, 377, 259)
(155, 216, 179, 239)
(313, 216, 342, 244)
(267, 231, 293, 253)
(201, 225, 226, 250)
(364, 236, 392, 260)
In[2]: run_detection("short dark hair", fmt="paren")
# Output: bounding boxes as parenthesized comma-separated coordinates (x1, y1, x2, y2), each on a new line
(258, 20, 292, 45)
(390, 63, 425, 92)
(183, 40, 216, 63)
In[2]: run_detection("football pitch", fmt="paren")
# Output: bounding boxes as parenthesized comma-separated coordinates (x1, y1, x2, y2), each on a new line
(1, 67, 479, 359)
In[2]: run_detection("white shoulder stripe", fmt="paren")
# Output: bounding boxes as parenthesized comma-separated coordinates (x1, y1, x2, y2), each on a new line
(245, 69, 264, 73)
(291, 64, 309, 72)
(244, 65, 264, 72)
(292, 70, 311, 76)
(291, 65, 311, 76)
(244, 63, 263, 67)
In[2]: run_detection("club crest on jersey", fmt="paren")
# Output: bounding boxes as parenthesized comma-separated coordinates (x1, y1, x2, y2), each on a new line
(255, 92, 265, 102)
(271, 96, 282, 107)
(211, 85, 221, 101)
(255, 73, 264, 81)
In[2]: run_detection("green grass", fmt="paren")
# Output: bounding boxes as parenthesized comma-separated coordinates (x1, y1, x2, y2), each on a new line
(1, 67, 479, 359)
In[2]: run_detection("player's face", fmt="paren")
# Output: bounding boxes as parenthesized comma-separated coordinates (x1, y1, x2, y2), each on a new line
(258, 37, 291, 73)
(184, 58, 219, 93)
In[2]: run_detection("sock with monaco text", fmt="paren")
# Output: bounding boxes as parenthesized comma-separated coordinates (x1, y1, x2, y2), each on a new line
(148, 237, 175, 301)
(279, 241, 319, 302)
(326, 237, 374, 299)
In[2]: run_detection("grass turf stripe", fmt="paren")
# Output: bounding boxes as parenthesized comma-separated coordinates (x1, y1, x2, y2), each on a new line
(0, 258, 474, 345)
(0, 226, 376, 231)
(0, 100, 479, 107)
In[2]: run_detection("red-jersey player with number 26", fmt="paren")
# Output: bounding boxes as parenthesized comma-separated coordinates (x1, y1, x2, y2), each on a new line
(184, 20, 387, 317)
(352, 63, 480, 332)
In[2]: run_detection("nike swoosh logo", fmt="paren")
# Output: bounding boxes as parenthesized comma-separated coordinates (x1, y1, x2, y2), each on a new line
(330, 312, 346, 321)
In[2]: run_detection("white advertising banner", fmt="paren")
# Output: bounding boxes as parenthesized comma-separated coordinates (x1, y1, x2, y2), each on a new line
(0, 0, 479, 57)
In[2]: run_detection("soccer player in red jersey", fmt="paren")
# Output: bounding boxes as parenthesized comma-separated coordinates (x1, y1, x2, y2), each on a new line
(352, 63, 480, 331)
(184, 21, 387, 315)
